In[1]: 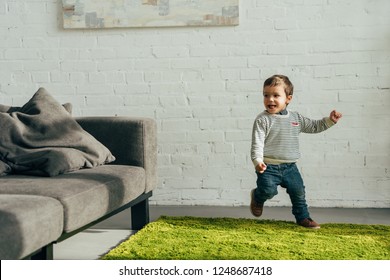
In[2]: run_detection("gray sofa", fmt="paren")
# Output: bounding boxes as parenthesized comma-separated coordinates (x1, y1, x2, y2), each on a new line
(0, 116, 157, 260)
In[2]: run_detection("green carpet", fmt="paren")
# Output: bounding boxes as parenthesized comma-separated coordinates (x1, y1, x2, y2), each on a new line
(102, 216, 390, 260)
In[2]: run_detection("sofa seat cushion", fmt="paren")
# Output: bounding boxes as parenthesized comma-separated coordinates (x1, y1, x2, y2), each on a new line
(0, 165, 145, 232)
(0, 194, 64, 259)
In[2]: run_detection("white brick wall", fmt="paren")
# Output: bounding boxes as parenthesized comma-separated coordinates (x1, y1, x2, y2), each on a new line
(1, 0, 389, 208)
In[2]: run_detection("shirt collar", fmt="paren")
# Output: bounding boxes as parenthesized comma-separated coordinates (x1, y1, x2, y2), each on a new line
(278, 108, 288, 115)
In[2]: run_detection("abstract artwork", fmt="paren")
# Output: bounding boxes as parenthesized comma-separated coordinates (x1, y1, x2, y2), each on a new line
(62, 0, 239, 29)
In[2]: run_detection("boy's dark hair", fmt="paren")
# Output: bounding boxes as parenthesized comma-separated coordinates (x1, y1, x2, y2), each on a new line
(263, 75, 294, 96)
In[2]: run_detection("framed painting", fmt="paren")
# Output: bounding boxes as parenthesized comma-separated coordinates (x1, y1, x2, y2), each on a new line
(62, 0, 239, 29)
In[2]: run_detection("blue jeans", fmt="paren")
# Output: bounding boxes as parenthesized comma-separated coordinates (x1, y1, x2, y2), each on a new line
(254, 163, 310, 222)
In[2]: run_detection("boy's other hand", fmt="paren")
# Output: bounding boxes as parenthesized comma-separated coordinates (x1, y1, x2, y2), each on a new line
(330, 110, 342, 123)
(256, 162, 267, 173)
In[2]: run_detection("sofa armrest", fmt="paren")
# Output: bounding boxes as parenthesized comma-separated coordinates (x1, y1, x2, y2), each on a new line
(76, 116, 157, 193)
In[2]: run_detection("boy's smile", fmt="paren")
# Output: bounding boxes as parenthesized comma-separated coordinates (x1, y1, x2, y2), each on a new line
(263, 85, 292, 114)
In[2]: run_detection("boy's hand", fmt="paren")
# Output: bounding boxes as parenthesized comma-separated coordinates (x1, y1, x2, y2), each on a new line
(255, 162, 267, 173)
(330, 110, 342, 123)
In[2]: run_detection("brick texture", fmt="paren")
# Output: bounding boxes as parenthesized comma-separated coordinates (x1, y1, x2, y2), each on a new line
(0, 0, 389, 207)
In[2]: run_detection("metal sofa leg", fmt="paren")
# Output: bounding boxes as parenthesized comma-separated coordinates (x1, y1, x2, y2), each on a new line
(131, 198, 150, 230)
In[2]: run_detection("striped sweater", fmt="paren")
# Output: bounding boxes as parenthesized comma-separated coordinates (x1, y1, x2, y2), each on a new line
(251, 110, 335, 166)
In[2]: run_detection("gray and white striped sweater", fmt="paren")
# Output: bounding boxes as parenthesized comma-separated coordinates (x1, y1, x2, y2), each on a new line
(251, 110, 335, 166)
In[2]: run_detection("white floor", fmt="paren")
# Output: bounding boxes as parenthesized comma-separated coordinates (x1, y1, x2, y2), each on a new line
(54, 229, 135, 260)
(53, 206, 390, 260)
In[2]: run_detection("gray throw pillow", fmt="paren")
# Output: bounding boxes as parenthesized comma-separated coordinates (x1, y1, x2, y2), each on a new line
(0, 88, 115, 176)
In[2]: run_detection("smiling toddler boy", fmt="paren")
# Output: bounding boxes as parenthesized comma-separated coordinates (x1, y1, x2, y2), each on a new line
(250, 74, 342, 229)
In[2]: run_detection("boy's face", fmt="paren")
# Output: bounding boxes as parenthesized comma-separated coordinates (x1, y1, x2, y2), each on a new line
(263, 85, 292, 114)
